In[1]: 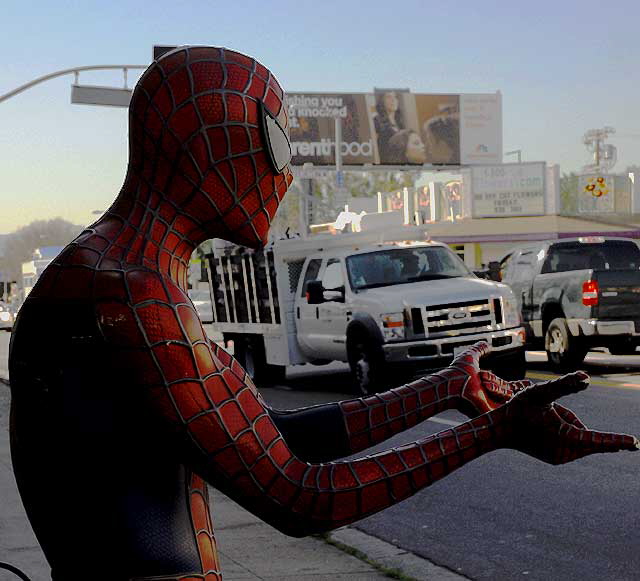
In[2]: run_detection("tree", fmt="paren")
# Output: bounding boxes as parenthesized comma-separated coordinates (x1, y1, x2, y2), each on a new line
(278, 170, 420, 230)
(560, 172, 579, 215)
(0, 218, 83, 282)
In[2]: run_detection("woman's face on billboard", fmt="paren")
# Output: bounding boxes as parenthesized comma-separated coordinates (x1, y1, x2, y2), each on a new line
(406, 131, 426, 163)
(383, 92, 398, 114)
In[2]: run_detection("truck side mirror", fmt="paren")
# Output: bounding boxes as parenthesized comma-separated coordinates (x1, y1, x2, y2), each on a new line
(487, 261, 502, 282)
(323, 285, 345, 303)
(305, 280, 325, 304)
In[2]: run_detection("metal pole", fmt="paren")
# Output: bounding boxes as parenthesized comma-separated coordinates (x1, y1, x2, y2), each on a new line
(403, 187, 410, 225)
(0, 64, 146, 104)
(334, 117, 342, 174)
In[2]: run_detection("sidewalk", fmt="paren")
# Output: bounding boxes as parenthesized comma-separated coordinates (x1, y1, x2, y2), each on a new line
(0, 332, 465, 581)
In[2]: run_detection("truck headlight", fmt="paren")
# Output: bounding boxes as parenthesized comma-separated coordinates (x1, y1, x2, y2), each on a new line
(502, 296, 521, 328)
(381, 312, 405, 341)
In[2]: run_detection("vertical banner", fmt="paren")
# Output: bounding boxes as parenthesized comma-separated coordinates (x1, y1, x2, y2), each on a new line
(442, 180, 463, 220)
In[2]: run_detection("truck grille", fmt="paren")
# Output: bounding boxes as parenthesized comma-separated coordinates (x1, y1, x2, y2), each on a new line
(412, 299, 498, 337)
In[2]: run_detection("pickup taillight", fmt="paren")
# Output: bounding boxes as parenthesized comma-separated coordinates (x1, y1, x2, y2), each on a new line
(582, 280, 599, 306)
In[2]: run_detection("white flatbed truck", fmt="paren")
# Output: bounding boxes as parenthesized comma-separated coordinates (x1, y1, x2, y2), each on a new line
(204, 221, 525, 393)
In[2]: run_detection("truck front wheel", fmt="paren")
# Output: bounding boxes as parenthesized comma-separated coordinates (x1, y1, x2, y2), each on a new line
(231, 335, 286, 385)
(347, 335, 387, 395)
(608, 340, 639, 356)
(489, 348, 527, 381)
(545, 318, 587, 372)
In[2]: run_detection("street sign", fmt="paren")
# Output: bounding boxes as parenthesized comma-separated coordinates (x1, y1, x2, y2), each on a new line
(71, 84, 132, 107)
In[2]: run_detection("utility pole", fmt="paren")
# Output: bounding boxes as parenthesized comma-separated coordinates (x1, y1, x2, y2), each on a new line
(582, 127, 617, 172)
(504, 149, 522, 163)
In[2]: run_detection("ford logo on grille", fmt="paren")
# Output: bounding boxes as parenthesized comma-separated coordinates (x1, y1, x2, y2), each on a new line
(451, 312, 468, 320)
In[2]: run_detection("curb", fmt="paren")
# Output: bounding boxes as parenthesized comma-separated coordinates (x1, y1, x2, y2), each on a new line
(328, 527, 470, 581)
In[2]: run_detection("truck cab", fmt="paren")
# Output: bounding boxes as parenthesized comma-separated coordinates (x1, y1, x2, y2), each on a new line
(292, 241, 526, 392)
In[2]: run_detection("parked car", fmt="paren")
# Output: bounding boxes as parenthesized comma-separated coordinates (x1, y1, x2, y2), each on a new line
(500, 236, 640, 370)
(205, 223, 526, 393)
(0, 302, 14, 332)
(188, 289, 214, 323)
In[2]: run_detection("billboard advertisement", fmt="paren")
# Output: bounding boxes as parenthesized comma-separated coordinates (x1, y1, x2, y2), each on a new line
(287, 90, 501, 167)
(460, 93, 502, 164)
(471, 162, 546, 217)
(288, 93, 374, 165)
(578, 175, 615, 214)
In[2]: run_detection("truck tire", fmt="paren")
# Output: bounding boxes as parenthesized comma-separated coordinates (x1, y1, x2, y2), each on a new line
(545, 318, 587, 372)
(608, 340, 639, 356)
(232, 335, 286, 385)
(347, 334, 387, 395)
(490, 348, 527, 381)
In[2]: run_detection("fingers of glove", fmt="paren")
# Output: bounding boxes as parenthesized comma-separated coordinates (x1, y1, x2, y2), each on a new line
(518, 371, 590, 406)
(453, 341, 491, 369)
(553, 403, 586, 429)
(565, 425, 640, 452)
(510, 379, 534, 393)
(478, 371, 513, 399)
(491, 377, 533, 394)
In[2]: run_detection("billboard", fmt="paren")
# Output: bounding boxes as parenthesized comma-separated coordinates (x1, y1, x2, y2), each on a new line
(287, 90, 501, 167)
(471, 162, 546, 217)
(578, 175, 615, 214)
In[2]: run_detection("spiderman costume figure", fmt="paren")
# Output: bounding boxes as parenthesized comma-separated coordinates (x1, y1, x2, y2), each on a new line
(8, 46, 638, 581)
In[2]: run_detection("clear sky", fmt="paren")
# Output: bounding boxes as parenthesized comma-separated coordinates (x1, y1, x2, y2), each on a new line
(2, 0, 639, 234)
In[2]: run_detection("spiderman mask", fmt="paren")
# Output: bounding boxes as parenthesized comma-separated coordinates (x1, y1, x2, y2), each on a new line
(127, 46, 293, 249)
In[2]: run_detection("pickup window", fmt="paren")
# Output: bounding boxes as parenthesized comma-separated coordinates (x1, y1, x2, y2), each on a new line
(541, 241, 640, 273)
(300, 259, 322, 296)
(322, 259, 344, 290)
(512, 251, 535, 281)
(346, 246, 471, 290)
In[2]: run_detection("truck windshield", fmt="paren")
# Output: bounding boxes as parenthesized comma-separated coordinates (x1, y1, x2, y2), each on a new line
(346, 246, 472, 290)
(541, 241, 640, 273)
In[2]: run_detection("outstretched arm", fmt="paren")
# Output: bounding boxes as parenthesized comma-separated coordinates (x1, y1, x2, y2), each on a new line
(497, 371, 639, 464)
(209, 339, 525, 462)
(151, 317, 635, 538)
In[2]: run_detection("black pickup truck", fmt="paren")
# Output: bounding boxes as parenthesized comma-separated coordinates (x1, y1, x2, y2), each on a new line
(500, 237, 640, 370)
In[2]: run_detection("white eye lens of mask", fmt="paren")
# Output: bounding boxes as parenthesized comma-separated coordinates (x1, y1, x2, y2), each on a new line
(261, 103, 291, 173)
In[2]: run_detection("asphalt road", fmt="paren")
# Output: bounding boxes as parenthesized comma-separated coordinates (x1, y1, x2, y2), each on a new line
(265, 355, 640, 581)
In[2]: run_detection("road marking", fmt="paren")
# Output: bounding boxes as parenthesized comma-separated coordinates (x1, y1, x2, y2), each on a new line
(526, 371, 640, 391)
(428, 417, 460, 427)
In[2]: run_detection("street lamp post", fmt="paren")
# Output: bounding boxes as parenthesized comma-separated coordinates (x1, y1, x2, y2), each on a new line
(0, 65, 146, 107)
